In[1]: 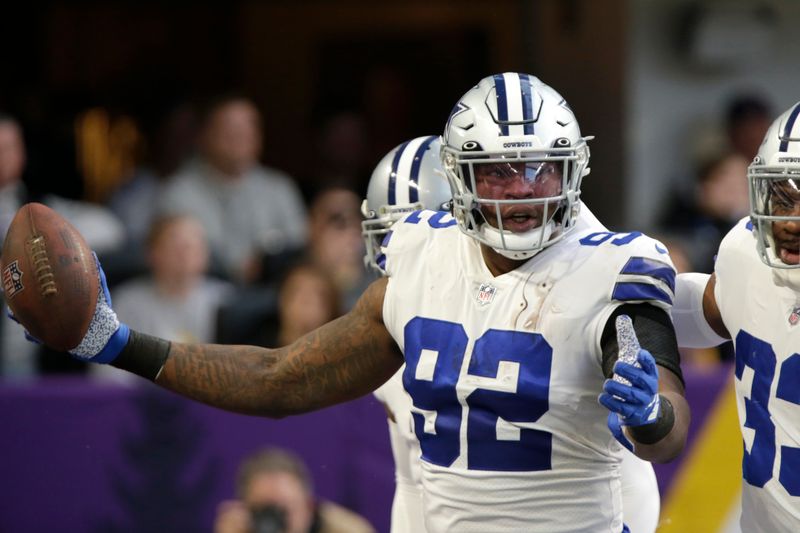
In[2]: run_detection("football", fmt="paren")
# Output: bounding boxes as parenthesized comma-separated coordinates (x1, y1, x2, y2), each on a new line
(1, 203, 98, 351)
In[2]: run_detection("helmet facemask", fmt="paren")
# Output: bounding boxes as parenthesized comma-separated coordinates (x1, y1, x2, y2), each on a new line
(361, 200, 425, 272)
(749, 165, 800, 269)
(747, 101, 800, 274)
(443, 141, 588, 260)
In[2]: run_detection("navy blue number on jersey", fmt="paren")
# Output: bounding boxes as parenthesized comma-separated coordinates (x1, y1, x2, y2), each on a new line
(735, 331, 800, 496)
(403, 317, 553, 471)
(404, 210, 457, 228)
(579, 231, 642, 247)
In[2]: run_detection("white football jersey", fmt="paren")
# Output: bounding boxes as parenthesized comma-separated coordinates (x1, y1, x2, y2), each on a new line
(714, 217, 800, 533)
(619, 450, 660, 533)
(380, 206, 675, 533)
(374, 369, 427, 533)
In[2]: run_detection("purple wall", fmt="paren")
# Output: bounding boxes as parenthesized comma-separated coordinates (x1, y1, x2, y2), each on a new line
(0, 365, 733, 533)
(0, 379, 395, 533)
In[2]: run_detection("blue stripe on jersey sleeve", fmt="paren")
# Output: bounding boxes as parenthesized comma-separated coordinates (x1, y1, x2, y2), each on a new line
(376, 252, 387, 271)
(380, 230, 394, 248)
(612, 282, 673, 306)
(619, 256, 676, 292)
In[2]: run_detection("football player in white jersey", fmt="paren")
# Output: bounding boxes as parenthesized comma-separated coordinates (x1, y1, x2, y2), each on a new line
(674, 102, 800, 532)
(363, 135, 662, 533)
(362, 134, 452, 533)
(14, 73, 689, 533)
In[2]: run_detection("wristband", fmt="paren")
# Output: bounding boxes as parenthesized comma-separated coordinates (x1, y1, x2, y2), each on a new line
(111, 330, 171, 381)
(628, 395, 675, 445)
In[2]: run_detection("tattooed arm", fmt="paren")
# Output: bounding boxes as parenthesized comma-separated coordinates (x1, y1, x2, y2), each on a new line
(154, 277, 403, 417)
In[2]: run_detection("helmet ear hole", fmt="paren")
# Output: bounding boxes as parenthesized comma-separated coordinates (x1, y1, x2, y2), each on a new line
(555, 137, 571, 147)
(462, 141, 481, 151)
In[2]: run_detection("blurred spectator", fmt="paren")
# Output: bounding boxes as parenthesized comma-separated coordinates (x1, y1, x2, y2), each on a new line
(214, 447, 375, 533)
(306, 186, 369, 310)
(0, 114, 27, 241)
(0, 114, 37, 378)
(659, 151, 744, 366)
(157, 96, 307, 284)
(110, 101, 199, 245)
(276, 263, 342, 346)
(42, 194, 125, 255)
(91, 215, 232, 382)
(660, 151, 750, 273)
(1, 113, 123, 376)
(725, 93, 772, 162)
(651, 233, 721, 368)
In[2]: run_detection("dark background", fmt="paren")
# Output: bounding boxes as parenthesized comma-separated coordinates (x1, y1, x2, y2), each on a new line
(0, 0, 627, 225)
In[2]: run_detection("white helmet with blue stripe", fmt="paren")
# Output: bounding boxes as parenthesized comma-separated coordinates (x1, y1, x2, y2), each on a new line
(361, 135, 452, 272)
(749, 101, 800, 272)
(442, 73, 591, 260)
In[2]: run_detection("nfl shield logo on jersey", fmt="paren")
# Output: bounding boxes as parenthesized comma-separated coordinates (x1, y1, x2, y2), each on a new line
(476, 283, 497, 306)
(789, 306, 800, 326)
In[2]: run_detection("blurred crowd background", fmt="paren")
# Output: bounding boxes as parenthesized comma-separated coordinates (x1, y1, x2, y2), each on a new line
(1, 1, 799, 532)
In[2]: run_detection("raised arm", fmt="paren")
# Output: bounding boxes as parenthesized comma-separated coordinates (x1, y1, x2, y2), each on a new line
(153, 278, 403, 417)
(598, 304, 690, 463)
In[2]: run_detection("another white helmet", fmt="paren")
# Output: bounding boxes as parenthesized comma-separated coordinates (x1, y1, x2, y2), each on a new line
(748, 101, 800, 273)
(361, 135, 451, 272)
(442, 72, 591, 260)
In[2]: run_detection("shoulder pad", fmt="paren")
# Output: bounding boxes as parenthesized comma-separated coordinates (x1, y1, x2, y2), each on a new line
(577, 230, 676, 309)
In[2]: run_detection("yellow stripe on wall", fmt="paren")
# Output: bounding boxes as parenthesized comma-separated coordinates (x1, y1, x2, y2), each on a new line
(657, 376, 742, 533)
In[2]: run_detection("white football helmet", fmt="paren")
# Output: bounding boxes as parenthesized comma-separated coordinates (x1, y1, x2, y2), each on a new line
(748, 101, 800, 273)
(361, 135, 451, 272)
(442, 72, 591, 260)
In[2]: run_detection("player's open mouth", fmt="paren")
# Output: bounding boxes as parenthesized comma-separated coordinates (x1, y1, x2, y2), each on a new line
(502, 212, 539, 232)
(778, 244, 800, 265)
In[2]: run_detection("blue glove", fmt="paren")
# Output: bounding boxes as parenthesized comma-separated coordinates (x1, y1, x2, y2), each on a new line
(5, 308, 43, 344)
(606, 411, 634, 452)
(599, 348, 661, 427)
(68, 253, 130, 363)
(9, 253, 129, 362)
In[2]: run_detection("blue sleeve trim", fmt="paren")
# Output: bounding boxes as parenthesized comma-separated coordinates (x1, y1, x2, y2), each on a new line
(612, 282, 673, 306)
(380, 230, 394, 248)
(619, 256, 676, 292)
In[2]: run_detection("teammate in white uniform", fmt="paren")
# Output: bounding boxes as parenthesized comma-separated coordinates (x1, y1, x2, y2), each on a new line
(363, 135, 452, 533)
(16, 73, 689, 533)
(364, 135, 661, 532)
(674, 102, 800, 533)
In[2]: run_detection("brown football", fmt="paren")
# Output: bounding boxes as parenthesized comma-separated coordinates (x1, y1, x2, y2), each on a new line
(1, 203, 98, 351)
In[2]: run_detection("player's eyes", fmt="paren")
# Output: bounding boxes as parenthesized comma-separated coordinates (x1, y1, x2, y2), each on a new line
(479, 165, 511, 179)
